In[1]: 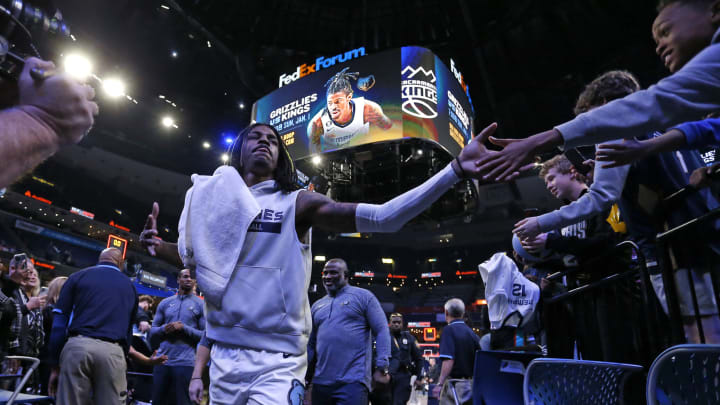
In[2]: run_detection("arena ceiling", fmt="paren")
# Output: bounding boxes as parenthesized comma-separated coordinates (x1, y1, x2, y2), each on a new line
(47, 0, 664, 177)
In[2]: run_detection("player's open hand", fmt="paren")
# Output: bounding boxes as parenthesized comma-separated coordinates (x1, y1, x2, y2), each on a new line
(455, 123, 507, 179)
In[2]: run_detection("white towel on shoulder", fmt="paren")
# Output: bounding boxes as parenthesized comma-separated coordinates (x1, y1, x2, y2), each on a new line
(178, 166, 261, 308)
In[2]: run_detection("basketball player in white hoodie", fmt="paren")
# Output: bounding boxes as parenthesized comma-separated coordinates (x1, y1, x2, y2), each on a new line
(140, 121, 500, 404)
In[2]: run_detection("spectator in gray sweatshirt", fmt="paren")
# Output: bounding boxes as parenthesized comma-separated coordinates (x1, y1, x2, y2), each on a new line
(476, 0, 720, 182)
(150, 269, 205, 405)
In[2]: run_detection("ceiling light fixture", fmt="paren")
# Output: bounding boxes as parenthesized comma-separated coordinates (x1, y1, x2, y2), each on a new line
(161, 116, 175, 128)
(102, 77, 126, 98)
(63, 53, 93, 81)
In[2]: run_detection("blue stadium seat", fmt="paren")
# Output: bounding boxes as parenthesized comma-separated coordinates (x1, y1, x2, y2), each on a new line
(523, 358, 642, 405)
(472, 350, 542, 405)
(646, 344, 720, 405)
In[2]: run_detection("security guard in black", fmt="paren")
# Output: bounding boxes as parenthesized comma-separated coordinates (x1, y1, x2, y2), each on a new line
(388, 313, 423, 405)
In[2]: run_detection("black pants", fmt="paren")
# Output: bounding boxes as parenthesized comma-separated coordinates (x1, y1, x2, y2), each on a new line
(368, 384, 392, 405)
(151, 365, 194, 405)
(390, 372, 412, 405)
(312, 382, 368, 405)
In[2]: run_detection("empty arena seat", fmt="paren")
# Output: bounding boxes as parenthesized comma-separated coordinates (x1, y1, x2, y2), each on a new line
(646, 344, 720, 405)
(523, 358, 642, 405)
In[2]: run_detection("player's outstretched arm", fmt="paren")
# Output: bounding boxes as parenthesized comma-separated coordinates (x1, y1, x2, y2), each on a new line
(297, 123, 501, 234)
(364, 100, 392, 129)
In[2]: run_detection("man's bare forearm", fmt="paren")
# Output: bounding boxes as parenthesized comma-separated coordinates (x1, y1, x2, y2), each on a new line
(531, 128, 564, 155)
(645, 129, 687, 155)
(0, 107, 60, 188)
(436, 359, 454, 386)
(156, 240, 183, 268)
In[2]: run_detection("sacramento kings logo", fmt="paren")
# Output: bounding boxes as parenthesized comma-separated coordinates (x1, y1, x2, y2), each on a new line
(401, 65, 438, 119)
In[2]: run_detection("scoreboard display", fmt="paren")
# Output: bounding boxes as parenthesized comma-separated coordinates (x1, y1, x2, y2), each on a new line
(107, 235, 128, 259)
(252, 46, 475, 160)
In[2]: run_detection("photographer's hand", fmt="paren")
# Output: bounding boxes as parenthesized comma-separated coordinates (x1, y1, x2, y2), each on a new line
(18, 57, 99, 145)
(0, 57, 99, 188)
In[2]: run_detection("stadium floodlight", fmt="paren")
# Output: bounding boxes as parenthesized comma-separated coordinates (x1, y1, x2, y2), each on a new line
(161, 116, 175, 128)
(63, 53, 92, 81)
(102, 77, 126, 98)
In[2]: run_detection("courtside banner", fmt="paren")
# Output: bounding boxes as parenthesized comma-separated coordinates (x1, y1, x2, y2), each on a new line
(252, 46, 474, 160)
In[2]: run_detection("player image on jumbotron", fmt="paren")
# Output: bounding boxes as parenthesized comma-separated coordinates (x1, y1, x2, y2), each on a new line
(307, 67, 392, 153)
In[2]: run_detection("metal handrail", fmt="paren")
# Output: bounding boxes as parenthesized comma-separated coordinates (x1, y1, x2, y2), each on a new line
(3, 356, 40, 405)
(655, 172, 720, 344)
(444, 378, 468, 405)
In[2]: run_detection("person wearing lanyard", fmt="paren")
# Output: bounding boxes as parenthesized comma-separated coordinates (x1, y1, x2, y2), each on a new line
(47, 248, 138, 404)
(149, 269, 205, 405)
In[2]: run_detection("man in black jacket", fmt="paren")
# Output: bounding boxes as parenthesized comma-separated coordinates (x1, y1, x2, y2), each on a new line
(1, 254, 45, 359)
(0, 288, 17, 362)
(387, 313, 423, 405)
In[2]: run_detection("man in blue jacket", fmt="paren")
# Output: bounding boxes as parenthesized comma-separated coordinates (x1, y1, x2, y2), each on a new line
(150, 269, 205, 405)
(306, 258, 391, 405)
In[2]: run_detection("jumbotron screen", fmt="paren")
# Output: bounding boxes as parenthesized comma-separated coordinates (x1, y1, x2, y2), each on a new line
(251, 46, 475, 160)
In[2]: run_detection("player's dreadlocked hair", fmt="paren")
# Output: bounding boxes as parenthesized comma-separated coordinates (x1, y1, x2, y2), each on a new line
(229, 123, 299, 193)
(324, 67, 359, 96)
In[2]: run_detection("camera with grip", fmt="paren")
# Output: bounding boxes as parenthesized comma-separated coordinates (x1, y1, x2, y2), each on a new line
(0, 0, 69, 82)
